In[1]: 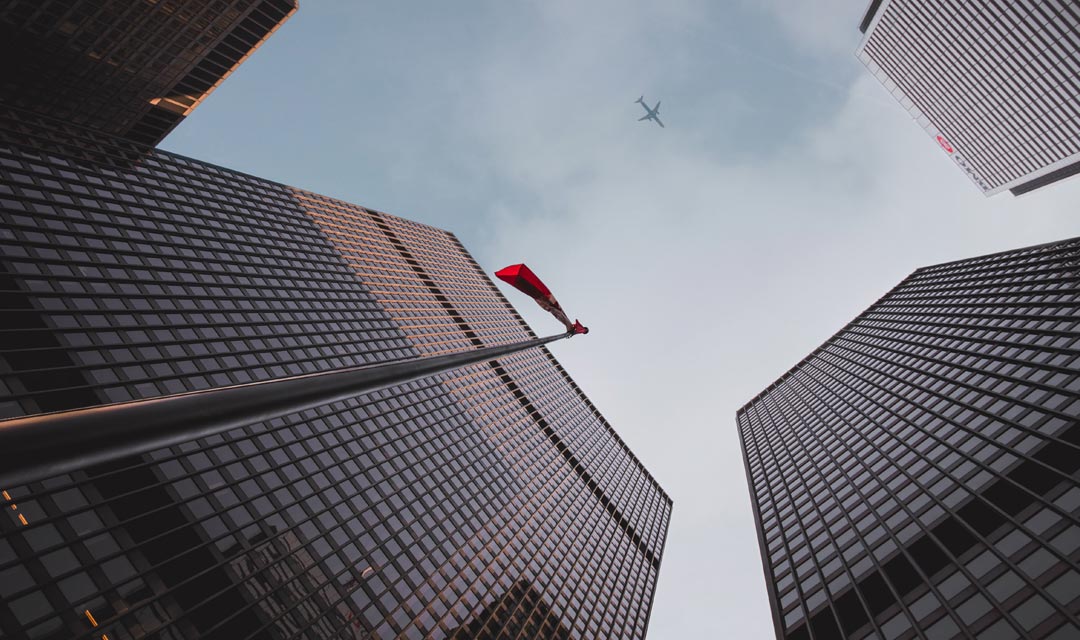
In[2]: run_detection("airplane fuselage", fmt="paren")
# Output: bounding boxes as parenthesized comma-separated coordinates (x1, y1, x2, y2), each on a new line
(635, 96, 664, 128)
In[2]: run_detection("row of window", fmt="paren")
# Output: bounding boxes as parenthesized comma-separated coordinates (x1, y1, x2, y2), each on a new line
(740, 241, 1080, 638)
(860, 0, 1080, 189)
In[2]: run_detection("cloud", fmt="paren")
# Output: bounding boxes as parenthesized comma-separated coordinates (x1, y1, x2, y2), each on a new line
(743, 0, 870, 55)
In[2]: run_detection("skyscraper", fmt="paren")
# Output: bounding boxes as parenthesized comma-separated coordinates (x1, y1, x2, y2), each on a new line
(739, 238, 1080, 639)
(0, 6, 671, 640)
(857, 0, 1080, 196)
(0, 0, 297, 149)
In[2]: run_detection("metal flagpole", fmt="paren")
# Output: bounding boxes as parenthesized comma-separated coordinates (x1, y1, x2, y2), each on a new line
(0, 331, 573, 488)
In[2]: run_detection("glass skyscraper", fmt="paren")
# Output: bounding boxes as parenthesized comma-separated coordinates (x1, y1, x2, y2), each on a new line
(0, 0, 297, 149)
(0, 5, 671, 640)
(857, 0, 1080, 196)
(740, 238, 1080, 639)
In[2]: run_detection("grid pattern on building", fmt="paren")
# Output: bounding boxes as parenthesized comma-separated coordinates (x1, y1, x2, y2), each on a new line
(290, 189, 533, 357)
(495, 350, 672, 559)
(444, 579, 572, 639)
(290, 152, 672, 625)
(739, 238, 1080, 640)
(856, 0, 1080, 195)
(0, 111, 671, 639)
(0, 107, 417, 416)
(0, 0, 296, 148)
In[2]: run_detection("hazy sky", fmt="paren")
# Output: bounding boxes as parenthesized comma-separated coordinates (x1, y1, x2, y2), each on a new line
(161, 2, 1080, 637)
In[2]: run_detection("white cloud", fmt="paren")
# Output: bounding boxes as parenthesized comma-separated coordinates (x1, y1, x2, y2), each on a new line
(744, 0, 870, 55)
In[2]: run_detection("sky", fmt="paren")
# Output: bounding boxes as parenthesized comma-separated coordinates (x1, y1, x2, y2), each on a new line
(160, 1, 1080, 637)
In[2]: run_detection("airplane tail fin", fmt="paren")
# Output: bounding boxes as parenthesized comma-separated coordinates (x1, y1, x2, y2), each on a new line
(635, 95, 644, 104)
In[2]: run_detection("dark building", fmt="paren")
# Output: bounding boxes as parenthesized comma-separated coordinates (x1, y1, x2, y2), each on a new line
(0, 108, 671, 640)
(0, 4, 671, 640)
(739, 238, 1080, 639)
(856, 0, 1080, 196)
(0, 0, 297, 149)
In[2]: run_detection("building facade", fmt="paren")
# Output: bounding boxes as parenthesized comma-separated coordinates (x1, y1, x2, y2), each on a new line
(857, 0, 1080, 196)
(739, 238, 1080, 639)
(0, 3, 670, 638)
(0, 0, 297, 149)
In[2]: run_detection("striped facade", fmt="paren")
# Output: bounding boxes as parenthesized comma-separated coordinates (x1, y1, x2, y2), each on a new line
(857, 0, 1080, 196)
(741, 238, 1080, 639)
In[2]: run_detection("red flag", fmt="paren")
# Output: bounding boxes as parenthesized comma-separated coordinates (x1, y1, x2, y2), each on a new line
(495, 264, 552, 298)
(495, 264, 588, 335)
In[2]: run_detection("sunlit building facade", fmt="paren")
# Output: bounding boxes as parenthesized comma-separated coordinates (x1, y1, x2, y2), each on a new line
(857, 0, 1080, 196)
(740, 238, 1080, 639)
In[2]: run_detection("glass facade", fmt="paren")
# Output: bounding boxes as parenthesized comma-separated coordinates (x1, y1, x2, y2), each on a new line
(0, 0, 297, 149)
(856, 0, 1080, 196)
(740, 238, 1080, 639)
(0, 71, 670, 640)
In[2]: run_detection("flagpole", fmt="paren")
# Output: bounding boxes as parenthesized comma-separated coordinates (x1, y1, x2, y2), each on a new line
(0, 331, 573, 488)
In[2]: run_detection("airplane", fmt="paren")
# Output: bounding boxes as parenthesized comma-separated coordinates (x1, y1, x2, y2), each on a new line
(635, 96, 664, 128)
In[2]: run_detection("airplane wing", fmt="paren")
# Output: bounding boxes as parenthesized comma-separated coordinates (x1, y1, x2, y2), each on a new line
(638, 114, 651, 121)
(653, 101, 661, 112)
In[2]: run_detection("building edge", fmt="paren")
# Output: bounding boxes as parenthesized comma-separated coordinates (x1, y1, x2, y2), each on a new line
(1010, 159, 1080, 196)
(736, 274, 913, 415)
(641, 499, 675, 639)
(738, 235, 1080, 416)
(738, 415, 787, 640)
(858, 0, 886, 33)
(447, 230, 675, 508)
